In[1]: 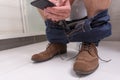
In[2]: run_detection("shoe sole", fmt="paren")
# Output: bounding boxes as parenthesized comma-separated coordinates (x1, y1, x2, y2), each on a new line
(74, 64, 99, 75)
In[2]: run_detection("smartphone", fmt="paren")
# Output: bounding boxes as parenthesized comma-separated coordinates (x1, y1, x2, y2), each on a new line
(31, 0, 56, 10)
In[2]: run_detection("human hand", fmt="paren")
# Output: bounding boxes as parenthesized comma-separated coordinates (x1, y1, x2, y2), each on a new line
(44, 0, 71, 21)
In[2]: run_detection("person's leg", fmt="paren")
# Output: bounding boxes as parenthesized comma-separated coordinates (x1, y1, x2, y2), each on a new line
(83, 0, 111, 18)
(72, 0, 112, 75)
(32, 9, 68, 62)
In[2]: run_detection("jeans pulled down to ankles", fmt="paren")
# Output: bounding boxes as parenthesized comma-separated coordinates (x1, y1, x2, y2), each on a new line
(45, 10, 112, 46)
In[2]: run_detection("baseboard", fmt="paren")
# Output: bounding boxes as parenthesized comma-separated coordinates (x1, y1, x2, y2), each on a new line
(0, 35, 47, 51)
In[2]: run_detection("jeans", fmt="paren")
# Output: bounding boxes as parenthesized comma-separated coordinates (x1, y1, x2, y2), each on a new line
(45, 10, 112, 46)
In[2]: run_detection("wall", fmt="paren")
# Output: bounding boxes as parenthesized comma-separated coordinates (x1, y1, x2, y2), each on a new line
(0, 0, 23, 35)
(107, 0, 120, 41)
(24, 0, 45, 34)
(0, 0, 45, 39)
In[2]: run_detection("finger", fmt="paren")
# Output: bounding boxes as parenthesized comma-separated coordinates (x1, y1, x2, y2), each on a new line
(46, 7, 71, 14)
(44, 11, 64, 20)
(43, 10, 55, 20)
(44, 8, 69, 18)
(47, 11, 70, 18)
(45, 12, 68, 21)
(49, 0, 68, 6)
(47, 0, 71, 12)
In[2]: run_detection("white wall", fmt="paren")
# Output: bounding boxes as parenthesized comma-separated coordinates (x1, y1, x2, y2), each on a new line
(24, 0, 45, 34)
(107, 0, 120, 41)
(0, 0, 45, 39)
(0, 0, 23, 35)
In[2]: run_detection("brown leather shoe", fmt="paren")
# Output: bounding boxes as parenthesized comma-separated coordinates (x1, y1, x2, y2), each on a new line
(31, 43, 67, 62)
(73, 42, 99, 75)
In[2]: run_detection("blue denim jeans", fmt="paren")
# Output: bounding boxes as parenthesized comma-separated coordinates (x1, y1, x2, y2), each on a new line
(45, 10, 112, 46)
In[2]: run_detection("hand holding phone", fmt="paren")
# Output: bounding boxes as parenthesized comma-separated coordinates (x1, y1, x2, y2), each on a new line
(44, 0, 71, 21)
(31, 0, 71, 22)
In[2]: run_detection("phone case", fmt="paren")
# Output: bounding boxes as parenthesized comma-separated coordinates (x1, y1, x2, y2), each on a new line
(31, 0, 55, 10)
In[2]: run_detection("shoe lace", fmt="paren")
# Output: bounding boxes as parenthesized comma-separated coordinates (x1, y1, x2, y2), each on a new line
(82, 43, 111, 62)
(60, 43, 112, 62)
(59, 52, 78, 61)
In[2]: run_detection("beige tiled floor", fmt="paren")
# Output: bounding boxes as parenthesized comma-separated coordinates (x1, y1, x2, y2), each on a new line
(0, 41, 120, 80)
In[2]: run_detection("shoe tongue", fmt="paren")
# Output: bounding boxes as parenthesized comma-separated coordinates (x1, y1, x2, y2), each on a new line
(81, 42, 94, 52)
